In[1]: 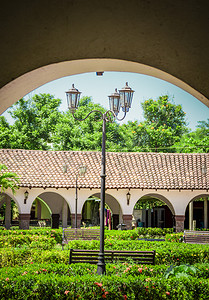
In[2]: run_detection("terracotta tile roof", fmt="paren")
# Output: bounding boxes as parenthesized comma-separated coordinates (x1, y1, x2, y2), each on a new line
(0, 149, 208, 190)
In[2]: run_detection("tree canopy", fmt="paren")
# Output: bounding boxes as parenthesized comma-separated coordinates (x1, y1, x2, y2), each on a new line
(0, 93, 207, 153)
(173, 119, 209, 153)
(7, 94, 61, 150)
(119, 95, 187, 152)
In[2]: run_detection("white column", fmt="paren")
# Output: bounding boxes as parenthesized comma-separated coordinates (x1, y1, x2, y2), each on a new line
(5, 197, 11, 230)
(204, 197, 208, 229)
(189, 201, 193, 230)
(62, 201, 68, 228)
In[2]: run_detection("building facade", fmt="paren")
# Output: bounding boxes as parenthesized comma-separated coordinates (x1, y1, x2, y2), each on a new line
(0, 149, 208, 232)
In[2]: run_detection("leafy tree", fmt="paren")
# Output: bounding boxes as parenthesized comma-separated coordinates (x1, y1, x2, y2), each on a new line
(1, 93, 205, 154)
(134, 197, 165, 210)
(174, 119, 209, 153)
(8, 94, 61, 150)
(0, 164, 19, 194)
(120, 95, 187, 152)
(0, 116, 14, 148)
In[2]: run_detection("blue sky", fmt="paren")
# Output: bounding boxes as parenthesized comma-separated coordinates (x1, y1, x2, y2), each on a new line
(2, 72, 209, 130)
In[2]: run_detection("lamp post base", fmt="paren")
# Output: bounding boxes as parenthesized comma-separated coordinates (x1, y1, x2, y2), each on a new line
(97, 253, 106, 275)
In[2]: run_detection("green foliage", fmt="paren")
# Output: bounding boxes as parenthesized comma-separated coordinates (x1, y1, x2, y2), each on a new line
(174, 118, 209, 153)
(132, 96, 187, 152)
(7, 94, 61, 150)
(136, 227, 173, 237)
(1, 93, 193, 153)
(0, 228, 62, 243)
(0, 164, 19, 193)
(0, 116, 13, 148)
(1, 227, 209, 298)
(0, 235, 56, 250)
(134, 198, 165, 209)
(165, 233, 183, 243)
(0, 262, 209, 299)
(52, 96, 122, 151)
(165, 264, 197, 279)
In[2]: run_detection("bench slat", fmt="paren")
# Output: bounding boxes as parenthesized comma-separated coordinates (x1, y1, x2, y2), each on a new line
(69, 249, 155, 265)
(184, 230, 209, 244)
(62, 228, 100, 249)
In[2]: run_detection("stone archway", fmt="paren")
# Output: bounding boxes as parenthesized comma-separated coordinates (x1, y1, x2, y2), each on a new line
(34, 192, 71, 229)
(82, 192, 122, 230)
(1, 59, 209, 115)
(185, 194, 209, 230)
(0, 192, 20, 229)
(133, 193, 175, 229)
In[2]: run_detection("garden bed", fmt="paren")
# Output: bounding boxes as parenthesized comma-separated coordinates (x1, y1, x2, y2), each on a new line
(0, 228, 209, 299)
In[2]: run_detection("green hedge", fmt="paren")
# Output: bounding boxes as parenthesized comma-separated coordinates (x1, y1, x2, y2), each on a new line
(0, 228, 62, 243)
(1, 240, 209, 267)
(0, 235, 56, 249)
(165, 233, 183, 243)
(0, 228, 175, 243)
(1, 262, 209, 299)
(1, 261, 209, 279)
(105, 228, 174, 240)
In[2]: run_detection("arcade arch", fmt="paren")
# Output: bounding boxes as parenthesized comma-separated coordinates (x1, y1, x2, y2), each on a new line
(133, 193, 174, 229)
(1, 58, 208, 115)
(0, 192, 20, 229)
(185, 194, 209, 230)
(1, 0, 209, 116)
(81, 192, 123, 230)
(34, 192, 71, 229)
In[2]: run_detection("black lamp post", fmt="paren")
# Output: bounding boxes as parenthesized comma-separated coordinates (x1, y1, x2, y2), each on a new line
(66, 82, 134, 275)
(63, 164, 86, 228)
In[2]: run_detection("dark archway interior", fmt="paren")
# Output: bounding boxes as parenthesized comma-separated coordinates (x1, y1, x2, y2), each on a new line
(134, 196, 174, 229)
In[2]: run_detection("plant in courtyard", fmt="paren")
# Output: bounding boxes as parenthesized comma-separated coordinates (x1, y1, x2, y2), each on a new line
(165, 264, 198, 279)
(0, 164, 19, 194)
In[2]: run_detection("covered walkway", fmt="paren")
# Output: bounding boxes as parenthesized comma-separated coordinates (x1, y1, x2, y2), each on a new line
(0, 149, 208, 232)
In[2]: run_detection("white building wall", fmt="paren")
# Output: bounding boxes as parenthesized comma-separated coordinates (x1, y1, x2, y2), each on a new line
(2, 187, 209, 227)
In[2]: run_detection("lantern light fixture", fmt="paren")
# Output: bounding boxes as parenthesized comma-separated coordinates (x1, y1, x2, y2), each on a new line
(119, 82, 135, 112)
(108, 88, 121, 116)
(66, 84, 81, 113)
(24, 190, 29, 204)
(126, 191, 131, 205)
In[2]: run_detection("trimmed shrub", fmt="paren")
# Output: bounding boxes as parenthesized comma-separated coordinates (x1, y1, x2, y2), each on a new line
(1, 266, 209, 299)
(0, 228, 62, 244)
(0, 235, 56, 249)
(165, 233, 183, 243)
(1, 240, 209, 267)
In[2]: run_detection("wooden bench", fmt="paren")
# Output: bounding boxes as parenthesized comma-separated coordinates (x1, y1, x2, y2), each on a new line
(183, 230, 209, 244)
(69, 249, 156, 265)
(62, 228, 100, 250)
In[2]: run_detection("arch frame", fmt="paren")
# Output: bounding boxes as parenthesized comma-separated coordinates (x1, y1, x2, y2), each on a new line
(135, 192, 175, 215)
(1, 58, 208, 114)
(0, 191, 20, 213)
